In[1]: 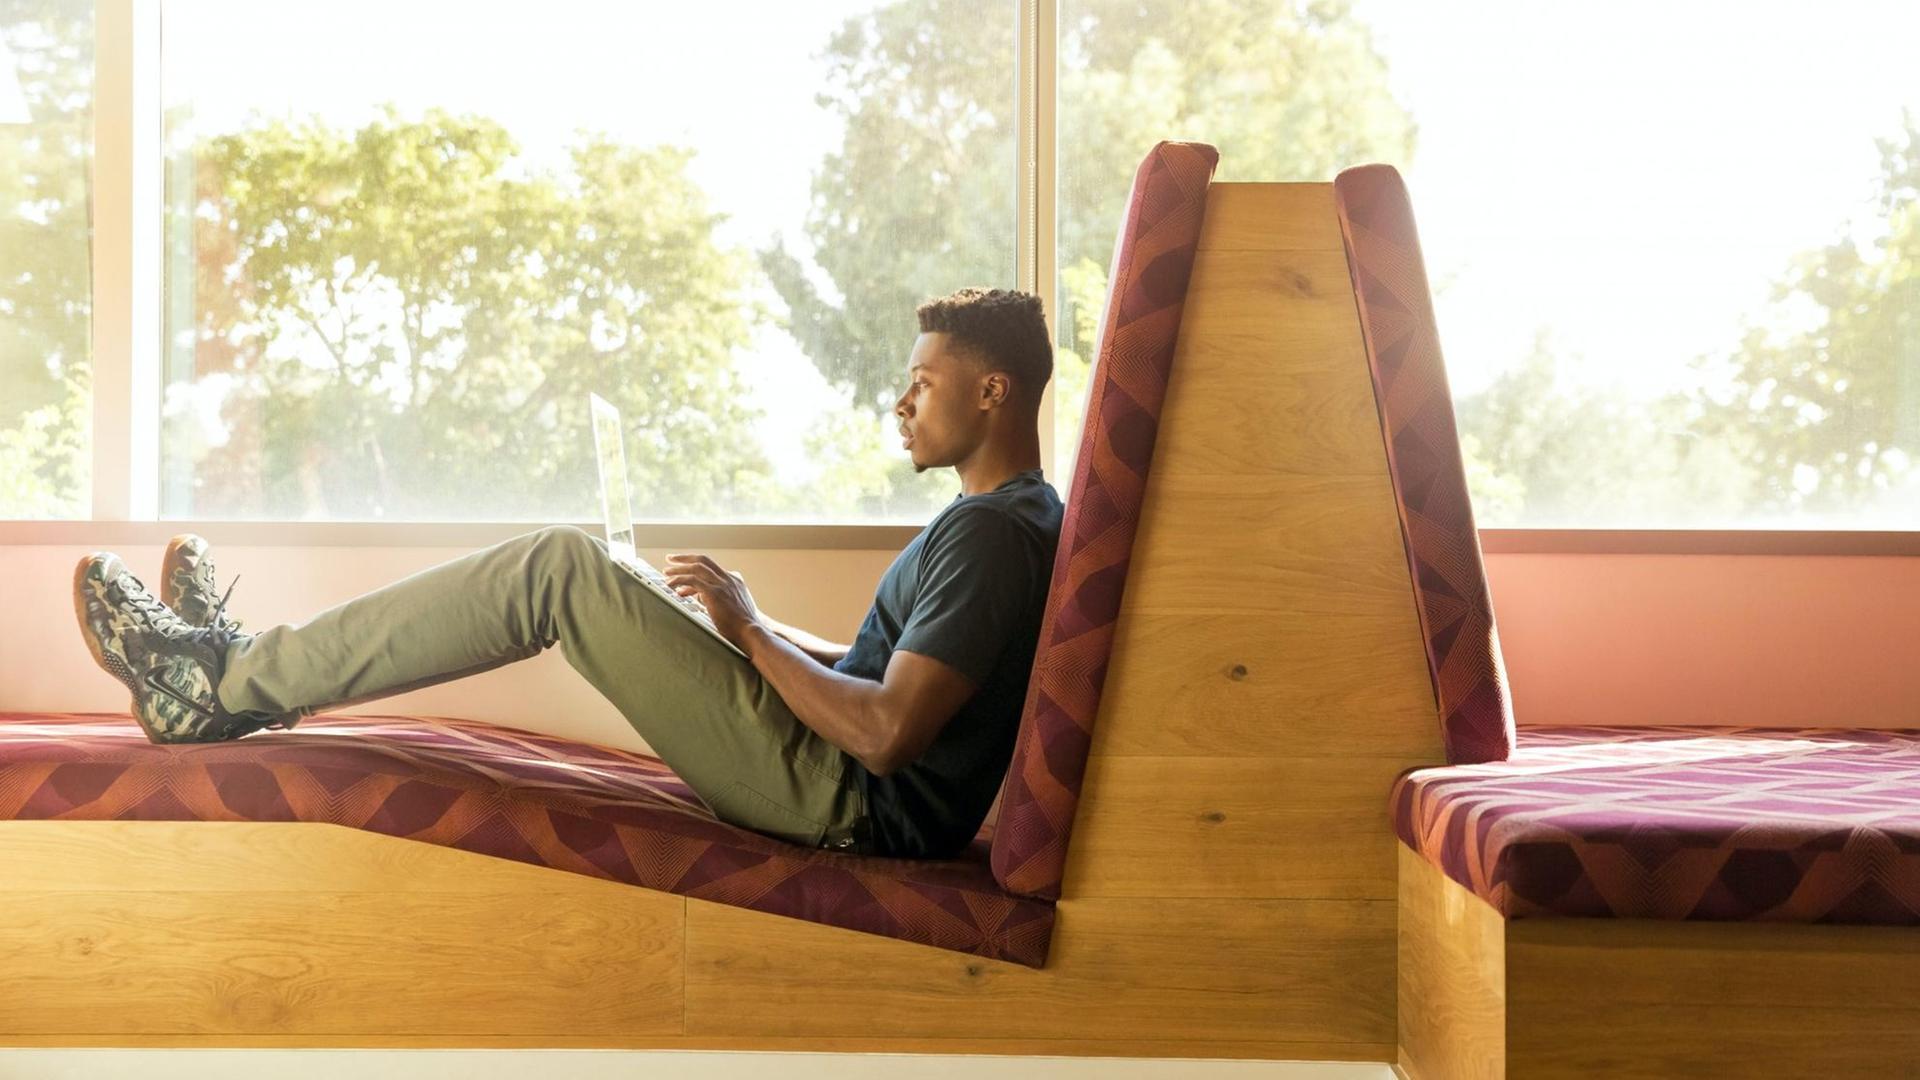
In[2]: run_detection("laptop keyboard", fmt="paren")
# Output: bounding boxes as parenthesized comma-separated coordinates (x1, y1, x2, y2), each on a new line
(627, 557, 716, 620)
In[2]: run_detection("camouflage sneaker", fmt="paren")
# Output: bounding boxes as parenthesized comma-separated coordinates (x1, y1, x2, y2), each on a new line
(72, 551, 294, 744)
(161, 533, 244, 634)
(160, 534, 305, 732)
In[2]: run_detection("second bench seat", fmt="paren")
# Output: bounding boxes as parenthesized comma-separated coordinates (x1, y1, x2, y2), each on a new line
(1392, 724, 1920, 925)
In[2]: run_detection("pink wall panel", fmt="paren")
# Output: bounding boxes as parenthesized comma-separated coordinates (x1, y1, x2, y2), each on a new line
(1485, 553, 1920, 728)
(14, 543, 1917, 736)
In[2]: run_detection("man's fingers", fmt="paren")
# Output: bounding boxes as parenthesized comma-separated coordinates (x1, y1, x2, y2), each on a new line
(666, 565, 723, 589)
(665, 553, 726, 575)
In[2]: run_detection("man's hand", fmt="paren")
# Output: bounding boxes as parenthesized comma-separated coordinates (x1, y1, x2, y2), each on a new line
(662, 553, 761, 651)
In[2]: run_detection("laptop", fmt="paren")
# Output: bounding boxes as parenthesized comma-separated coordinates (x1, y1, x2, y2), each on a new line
(589, 391, 750, 660)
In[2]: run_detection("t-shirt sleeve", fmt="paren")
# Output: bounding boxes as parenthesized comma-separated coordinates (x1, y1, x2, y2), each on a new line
(892, 505, 1040, 686)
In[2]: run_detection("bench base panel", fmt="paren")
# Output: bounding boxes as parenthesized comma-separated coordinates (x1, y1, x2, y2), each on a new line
(1398, 843, 1920, 1078)
(0, 819, 1395, 1058)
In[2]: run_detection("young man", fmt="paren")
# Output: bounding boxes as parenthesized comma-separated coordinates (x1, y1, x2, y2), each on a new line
(73, 286, 1066, 861)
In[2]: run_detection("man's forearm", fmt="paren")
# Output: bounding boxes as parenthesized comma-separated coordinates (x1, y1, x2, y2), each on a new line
(758, 614, 851, 667)
(740, 622, 893, 774)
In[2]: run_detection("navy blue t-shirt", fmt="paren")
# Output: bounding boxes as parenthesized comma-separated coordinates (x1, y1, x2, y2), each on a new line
(834, 467, 1064, 859)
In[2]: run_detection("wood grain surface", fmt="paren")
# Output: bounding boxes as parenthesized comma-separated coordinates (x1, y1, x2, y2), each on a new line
(0, 182, 1446, 1057)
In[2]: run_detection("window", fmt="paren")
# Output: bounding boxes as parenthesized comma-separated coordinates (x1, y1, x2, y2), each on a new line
(1059, 0, 1919, 528)
(11, 1, 1917, 532)
(158, 0, 1016, 523)
(0, 1, 93, 520)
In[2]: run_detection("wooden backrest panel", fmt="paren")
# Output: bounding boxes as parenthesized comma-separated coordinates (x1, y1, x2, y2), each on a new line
(1062, 182, 1445, 901)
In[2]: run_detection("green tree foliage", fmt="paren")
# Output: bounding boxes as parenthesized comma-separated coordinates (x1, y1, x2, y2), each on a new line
(0, 0, 91, 518)
(764, 0, 1417, 499)
(1690, 110, 1920, 517)
(1455, 331, 1755, 526)
(170, 107, 776, 520)
(762, 0, 1016, 417)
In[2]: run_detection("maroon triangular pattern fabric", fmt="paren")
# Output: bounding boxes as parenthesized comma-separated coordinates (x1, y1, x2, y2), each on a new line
(1391, 725, 1920, 924)
(0, 711, 1055, 967)
(1332, 164, 1517, 765)
(988, 141, 1219, 901)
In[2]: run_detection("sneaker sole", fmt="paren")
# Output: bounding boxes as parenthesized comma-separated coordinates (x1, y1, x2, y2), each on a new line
(161, 534, 202, 622)
(71, 553, 176, 746)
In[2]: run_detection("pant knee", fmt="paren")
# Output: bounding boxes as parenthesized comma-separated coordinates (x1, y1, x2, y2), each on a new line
(524, 524, 603, 594)
(521, 526, 600, 646)
(533, 524, 598, 565)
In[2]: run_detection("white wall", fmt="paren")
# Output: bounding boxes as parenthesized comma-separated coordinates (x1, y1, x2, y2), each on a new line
(2, 540, 899, 755)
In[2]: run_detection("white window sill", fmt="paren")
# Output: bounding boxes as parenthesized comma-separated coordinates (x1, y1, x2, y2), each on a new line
(0, 520, 926, 550)
(0, 522, 1913, 555)
(1477, 529, 1919, 556)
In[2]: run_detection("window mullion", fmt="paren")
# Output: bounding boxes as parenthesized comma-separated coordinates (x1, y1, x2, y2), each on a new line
(1018, 0, 1060, 482)
(88, 0, 159, 522)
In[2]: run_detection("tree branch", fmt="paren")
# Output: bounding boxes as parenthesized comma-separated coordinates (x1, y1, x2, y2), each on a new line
(296, 310, 351, 383)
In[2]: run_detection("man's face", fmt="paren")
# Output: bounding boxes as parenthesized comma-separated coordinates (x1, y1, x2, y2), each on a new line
(893, 332, 988, 474)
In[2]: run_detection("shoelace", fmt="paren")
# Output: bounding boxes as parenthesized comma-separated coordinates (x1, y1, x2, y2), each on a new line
(111, 570, 293, 736)
(177, 564, 244, 632)
(177, 574, 246, 654)
(177, 574, 299, 731)
(110, 573, 193, 635)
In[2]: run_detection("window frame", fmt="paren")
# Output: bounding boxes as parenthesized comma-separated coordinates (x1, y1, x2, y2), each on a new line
(0, 0, 1908, 554)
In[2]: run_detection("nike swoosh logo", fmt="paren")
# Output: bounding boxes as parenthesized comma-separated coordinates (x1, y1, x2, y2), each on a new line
(142, 666, 217, 722)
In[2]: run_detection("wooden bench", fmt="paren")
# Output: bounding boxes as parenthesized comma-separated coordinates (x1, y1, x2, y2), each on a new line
(1334, 163, 1920, 1079)
(0, 146, 1461, 1060)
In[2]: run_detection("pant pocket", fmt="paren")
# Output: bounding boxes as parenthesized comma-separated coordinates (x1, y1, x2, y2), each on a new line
(711, 779, 831, 849)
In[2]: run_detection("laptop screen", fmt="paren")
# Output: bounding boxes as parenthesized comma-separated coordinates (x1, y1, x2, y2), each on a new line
(588, 391, 637, 562)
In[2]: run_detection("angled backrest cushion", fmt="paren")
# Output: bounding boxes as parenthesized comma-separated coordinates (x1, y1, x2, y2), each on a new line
(989, 140, 1219, 900)
(1332, 164, 1516, 765)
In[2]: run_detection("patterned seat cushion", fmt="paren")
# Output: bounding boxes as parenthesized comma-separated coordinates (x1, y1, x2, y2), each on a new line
(1393, 725, 1920, 924)
(0, 711, 1056, 967)
(990, 139, 1218, 901)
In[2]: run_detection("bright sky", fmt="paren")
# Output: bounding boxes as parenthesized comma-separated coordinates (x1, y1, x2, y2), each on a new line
(1354, 0, 1920, 397)
(160, 0, 1920, 472)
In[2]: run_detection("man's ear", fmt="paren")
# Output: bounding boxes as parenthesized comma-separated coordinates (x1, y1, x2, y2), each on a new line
(978, 372, 1010, 409)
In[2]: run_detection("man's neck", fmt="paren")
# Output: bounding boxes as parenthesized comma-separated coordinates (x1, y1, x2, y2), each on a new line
(955, 442, 1041, 497)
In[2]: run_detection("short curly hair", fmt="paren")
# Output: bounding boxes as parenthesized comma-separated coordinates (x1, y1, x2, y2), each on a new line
(915, 287, 1053, 408)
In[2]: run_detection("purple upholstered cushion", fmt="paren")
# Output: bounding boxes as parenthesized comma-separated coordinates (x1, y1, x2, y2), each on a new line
(0, 711, 1056, 967)
(1333, 163, 1516, 766)
(1393, 724, 1920, 924)
(988, 140, 1219, 901)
